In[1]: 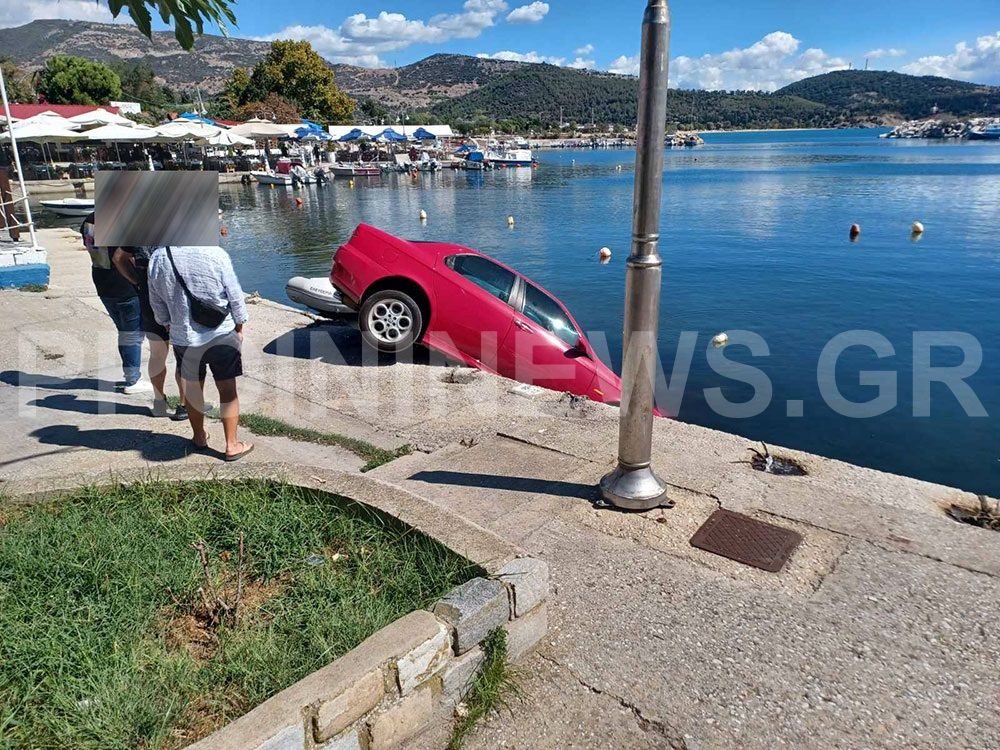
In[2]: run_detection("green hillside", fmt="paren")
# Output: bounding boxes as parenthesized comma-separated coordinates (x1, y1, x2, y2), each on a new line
(776, 69, 1000, 119)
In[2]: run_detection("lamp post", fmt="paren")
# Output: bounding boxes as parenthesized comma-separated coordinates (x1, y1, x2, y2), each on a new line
(599, 0, 671, 511)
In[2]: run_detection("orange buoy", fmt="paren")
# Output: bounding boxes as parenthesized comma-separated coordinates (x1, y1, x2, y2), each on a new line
(220, 226, 229, 237)
(295, 197, 303, 207)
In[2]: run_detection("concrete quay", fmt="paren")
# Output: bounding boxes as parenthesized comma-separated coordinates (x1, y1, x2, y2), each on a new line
(2, 228, 998, 749)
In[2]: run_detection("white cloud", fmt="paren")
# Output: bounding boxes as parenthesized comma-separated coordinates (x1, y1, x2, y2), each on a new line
(901, 31, 1000, 84)
(506, 2, 549, 24)
(567, 57, 595, 69)
(0, 0, 115, 27)
(865, 47, 906, 59)
(669, 31, 848, 90)
(608, 55, 640, 76)
(575, 43, 594, 56)
(262, 0, 509, 67)
(477, 50, 564, 65)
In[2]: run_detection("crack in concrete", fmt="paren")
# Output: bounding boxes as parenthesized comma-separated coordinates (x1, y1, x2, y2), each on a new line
(536, 652, 688, 748)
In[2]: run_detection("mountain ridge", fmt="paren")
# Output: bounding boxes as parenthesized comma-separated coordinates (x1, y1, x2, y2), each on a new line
(2, 20, 998, 128)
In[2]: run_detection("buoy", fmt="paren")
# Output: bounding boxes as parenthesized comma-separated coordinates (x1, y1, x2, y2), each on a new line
(295, 197, 303, 207)
(911, 221, 924, 234)
(598, 246, 612, 260)
(348, 179, 355, 188)
(849, 223, 861, 240)
(269, 183, 275, 190)
(507, 215, 515, 227)
(220, 226, 228, 237)
(711, 332, 729, 347)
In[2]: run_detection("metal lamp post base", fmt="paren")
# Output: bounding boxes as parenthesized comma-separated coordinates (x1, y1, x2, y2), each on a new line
(599, 464, 669, 511)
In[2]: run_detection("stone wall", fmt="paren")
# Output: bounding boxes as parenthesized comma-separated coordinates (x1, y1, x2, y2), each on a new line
(187, 558, 548, 750)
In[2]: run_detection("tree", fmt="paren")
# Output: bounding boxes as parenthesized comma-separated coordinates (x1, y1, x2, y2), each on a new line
(39, 56, 122, 105)
(236, 93, 300, 123)
(243, 41, 354, 124)
(102, 0, 236, 51)
(110, 60, 178, 111)
(0, 58, 35, 103)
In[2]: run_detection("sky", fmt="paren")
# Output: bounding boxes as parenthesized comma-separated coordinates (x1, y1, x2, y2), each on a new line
(2, 0, 999, 89)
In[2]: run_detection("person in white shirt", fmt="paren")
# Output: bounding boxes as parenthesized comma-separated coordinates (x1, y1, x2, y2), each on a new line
(146, 245, 254, 461)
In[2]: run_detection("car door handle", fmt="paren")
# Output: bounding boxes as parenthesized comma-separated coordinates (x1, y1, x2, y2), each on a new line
(514, 320, 534, 333)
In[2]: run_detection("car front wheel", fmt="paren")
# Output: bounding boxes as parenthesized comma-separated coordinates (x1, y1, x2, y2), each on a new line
(359, 289, 424, 353)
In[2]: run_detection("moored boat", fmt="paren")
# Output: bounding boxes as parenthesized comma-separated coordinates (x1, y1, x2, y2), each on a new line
(487, 147, 534, 167)
(331, 164, 381, 177)
(967, 126, 1000, 141)
(39, 198, 95, 217)
(285, 276, 354, 316)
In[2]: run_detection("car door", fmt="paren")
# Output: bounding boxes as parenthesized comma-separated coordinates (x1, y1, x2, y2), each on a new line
(429, 253, 518, 373)
(501, 280, 598, 395)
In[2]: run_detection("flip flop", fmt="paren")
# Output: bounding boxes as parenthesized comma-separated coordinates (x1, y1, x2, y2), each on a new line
(191, 440, 211, 454)
(225, 443, 255, 462)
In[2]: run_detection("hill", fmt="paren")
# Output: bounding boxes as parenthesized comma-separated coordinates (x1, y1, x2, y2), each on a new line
(776, 69, 1000, 119)
(0, 19, 268, 94)
(1, 20, 997, 128)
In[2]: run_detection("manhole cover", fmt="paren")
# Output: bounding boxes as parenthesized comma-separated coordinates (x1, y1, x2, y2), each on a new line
(690, 509, 802, 572)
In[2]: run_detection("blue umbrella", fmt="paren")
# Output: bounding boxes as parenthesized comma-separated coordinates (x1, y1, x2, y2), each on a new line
(295, 126, 332, 141)
(378, 128, 409, 142)
(300, 118, 325, 131)
(339, 128, 366, 142)
(413, 127, 437, 140)
(179, 112, 218, 126)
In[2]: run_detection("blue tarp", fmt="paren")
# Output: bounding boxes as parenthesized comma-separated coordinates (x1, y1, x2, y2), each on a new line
(179, 112, 217, 125)
(455, 144, 474, 153)
(466, 151, 484, 162)
(339, 128, 366, 142)
(413, 127, 437, 140)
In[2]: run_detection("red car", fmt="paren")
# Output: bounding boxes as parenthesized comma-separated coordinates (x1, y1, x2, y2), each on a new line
(330, 223, 624, 406)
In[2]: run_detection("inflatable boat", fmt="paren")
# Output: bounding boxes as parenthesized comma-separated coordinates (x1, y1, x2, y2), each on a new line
(285, 276, 354, 316)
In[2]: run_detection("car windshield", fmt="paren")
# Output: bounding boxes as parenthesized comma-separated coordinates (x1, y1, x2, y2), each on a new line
(522, 283, 581, 348)
(449, 254, 515, 303)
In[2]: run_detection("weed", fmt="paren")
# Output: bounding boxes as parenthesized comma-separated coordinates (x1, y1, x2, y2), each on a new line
(448, 628, 521, 749)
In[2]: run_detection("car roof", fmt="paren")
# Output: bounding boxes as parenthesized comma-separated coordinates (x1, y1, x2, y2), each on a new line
(352, 223, 581, 324)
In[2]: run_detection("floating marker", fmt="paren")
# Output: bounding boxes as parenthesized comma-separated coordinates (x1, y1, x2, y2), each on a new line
(507, 215, 515, 226)
(295, 197, 303, 207)
(850, 223, 861, 241)
(599, 246, 612, 260)
(711, 332, 729, 347)
(911, 221, 924, 234)
(419, 209, 427, 221)
(348, 179, 355, 188)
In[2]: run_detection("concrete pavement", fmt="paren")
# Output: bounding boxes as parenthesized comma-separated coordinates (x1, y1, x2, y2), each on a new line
(2, 228, 998, 749)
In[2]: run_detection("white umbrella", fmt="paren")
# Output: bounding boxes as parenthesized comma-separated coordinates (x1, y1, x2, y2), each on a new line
(0, 122, 83, 143)
(68, 109, 134, 127)
(203, 130, 253, 146)
(10, 113, 80, 131)
(229, 118, 289, 138)
(155, 121, 218, 141)
(84, 124, 157, 142)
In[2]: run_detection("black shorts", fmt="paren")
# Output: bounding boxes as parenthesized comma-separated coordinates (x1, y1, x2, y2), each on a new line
(137, 283, 169, 341)
(173, 331, 243, 382)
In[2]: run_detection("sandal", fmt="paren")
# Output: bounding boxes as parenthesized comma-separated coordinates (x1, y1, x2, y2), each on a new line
(225, 442, 255, 462)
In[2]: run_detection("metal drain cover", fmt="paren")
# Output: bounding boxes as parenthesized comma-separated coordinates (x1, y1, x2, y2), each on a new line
(690, 509, 802, 572)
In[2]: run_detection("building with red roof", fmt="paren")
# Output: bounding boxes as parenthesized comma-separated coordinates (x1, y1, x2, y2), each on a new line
(6, 104, 119, 121)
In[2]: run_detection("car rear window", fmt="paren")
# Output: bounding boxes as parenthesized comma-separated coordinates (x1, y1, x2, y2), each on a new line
(522, 284, 580, 347)
(448, 254, 516, 303)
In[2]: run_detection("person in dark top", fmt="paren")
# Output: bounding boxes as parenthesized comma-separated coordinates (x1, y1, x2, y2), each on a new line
(80, 212, 146, 392)
(112, 244, 188, 420)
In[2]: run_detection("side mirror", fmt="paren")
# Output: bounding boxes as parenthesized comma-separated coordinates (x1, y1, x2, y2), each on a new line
(567, 339, 590, 359)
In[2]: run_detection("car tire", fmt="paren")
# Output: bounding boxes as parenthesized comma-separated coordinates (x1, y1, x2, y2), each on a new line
(359, 289, 424, 353)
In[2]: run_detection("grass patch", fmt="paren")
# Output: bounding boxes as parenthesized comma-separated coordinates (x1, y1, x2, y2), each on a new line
(17, 283, 48, 293)
(163, 403, 411, 472)
(448, 628, 521, 750)
(0, 479, 477, 750)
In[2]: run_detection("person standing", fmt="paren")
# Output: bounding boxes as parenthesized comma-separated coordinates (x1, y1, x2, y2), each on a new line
(81, 212, 149, 393)
(113, 246, 187, 420)
(146, 245, 254, 461)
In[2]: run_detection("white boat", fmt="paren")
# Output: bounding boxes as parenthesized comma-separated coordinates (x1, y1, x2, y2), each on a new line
(252, 170, 316, 186)
(486, 147, 534, 167)
(285, 276, 354, 316)
(39, 198, 95, 217)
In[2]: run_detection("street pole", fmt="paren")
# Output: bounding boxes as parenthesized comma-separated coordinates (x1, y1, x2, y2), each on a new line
(0, 63, 40, 249)
(599, 0, 671, 511)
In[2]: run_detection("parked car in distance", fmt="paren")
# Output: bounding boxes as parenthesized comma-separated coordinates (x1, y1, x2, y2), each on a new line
(330, 223, 625, 407)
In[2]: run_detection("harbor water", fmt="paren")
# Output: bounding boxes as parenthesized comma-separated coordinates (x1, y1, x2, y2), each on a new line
(37, 128, 1000, 495)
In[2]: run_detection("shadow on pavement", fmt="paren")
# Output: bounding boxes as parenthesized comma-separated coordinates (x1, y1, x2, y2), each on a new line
(29, 424, 196, 462)
(408, 470, 598, 501)
(263, 322, 438, 367)
(0, 371, 120, 391)
(29, 394, 151, 417)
